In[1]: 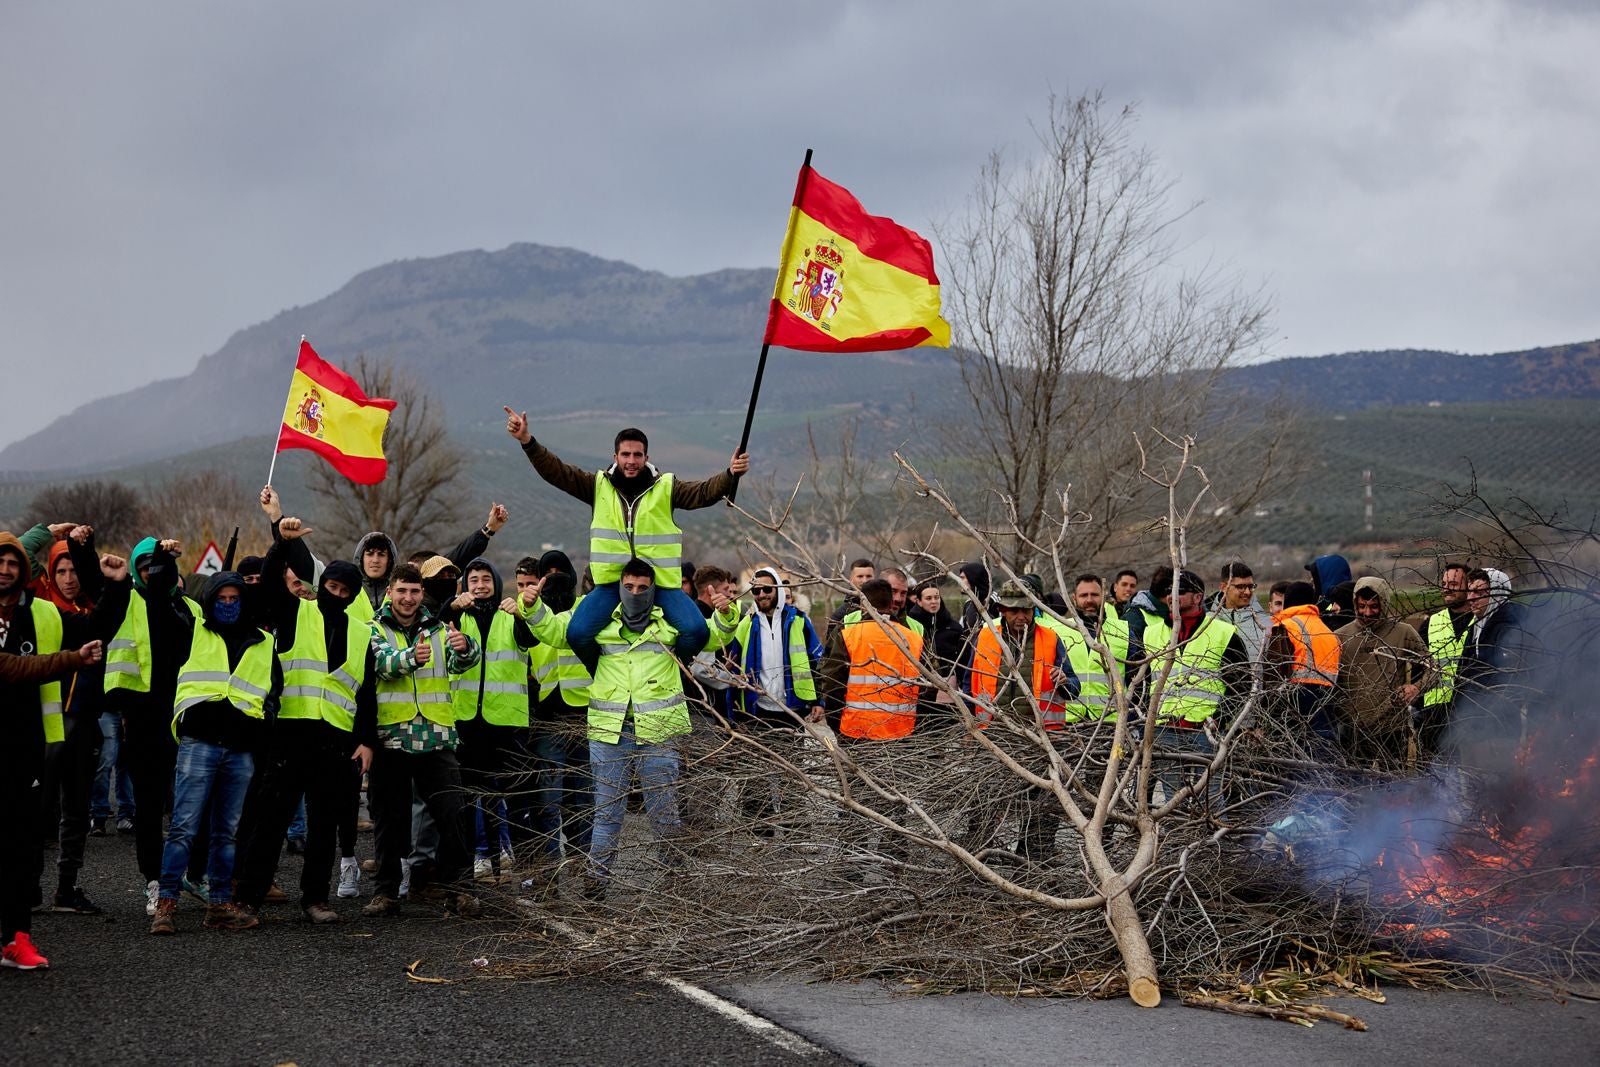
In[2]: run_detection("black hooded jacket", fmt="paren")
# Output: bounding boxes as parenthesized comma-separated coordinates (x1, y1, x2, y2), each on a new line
(171, 571, 280, 753)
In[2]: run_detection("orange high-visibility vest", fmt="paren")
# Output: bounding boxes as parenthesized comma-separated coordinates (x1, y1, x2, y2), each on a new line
(967, 624, 1064, 729)
(1273, 604, 1339, 686)
(840, 619, 923, 740)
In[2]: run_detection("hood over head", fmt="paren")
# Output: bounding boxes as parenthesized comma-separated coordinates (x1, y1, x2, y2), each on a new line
(1306, 554, 1353, 597)
(199, 570, 247, 627)
(540, 571, 576, 614)
(130, 536, 160, 591)
(236, 555, 265, 579)
(1353, 575, 1393, 609)
(957, 562, 990, 603)
(354, 531, 399, 584)
(537, 549, 577, 581)
(1483, 568, 1513, 612)
(0, 533, 27, 597)
(39, 540, 87, 612)
(463, 556, 503, 603)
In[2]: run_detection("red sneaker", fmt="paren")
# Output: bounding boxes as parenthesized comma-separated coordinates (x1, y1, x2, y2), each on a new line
(2, 933, 49, 970)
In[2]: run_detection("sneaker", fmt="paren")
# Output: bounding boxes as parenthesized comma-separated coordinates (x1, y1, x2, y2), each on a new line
(361, 894, 401, 917)
(181, 876, 210, 903)
(1, 933, 49, 969)
(116, 817, 136, 835)
(264, 882, 288, 904)
(144, 879, 160, 917)
(498, 850, 516, 880)
(398, 858, 413, 899)
(89, 817, 109, 837)
(203, 902, 260, 931)
(337, 858, 361, 899)
(149, 898, 178, 936)
(473, 855, 493, 881)
(51, 885, 104, 915)
(304, 902, 341, 924)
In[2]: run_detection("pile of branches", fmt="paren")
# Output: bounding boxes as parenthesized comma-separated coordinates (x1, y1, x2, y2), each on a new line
(478, 440, 1599, 1009)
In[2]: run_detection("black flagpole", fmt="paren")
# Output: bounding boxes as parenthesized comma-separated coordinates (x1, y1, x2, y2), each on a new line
(729, 147, 812, 504)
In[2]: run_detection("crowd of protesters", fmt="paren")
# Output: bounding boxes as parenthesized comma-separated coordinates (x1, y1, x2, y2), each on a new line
(0, 413, 1527, 971)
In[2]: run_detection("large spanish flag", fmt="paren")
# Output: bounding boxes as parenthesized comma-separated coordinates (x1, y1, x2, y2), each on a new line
(763, 165, 950, 352)
(274, 340, 396, 484)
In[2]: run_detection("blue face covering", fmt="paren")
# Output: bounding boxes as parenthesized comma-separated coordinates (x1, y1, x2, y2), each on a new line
(212, 598, 242, 625)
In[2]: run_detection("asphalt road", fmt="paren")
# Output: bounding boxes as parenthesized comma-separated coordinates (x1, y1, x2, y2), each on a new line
(12, 827, 1599, 1066)
(6, 831, 845, 1067)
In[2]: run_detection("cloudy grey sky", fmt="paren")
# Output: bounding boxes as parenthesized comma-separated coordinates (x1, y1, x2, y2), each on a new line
(4, 1, 1597, 448)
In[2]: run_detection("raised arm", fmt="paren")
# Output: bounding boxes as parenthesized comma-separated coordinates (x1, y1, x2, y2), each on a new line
(505, 406, 596, 504)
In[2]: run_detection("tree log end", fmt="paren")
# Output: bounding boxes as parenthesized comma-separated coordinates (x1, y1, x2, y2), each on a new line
(1129, 977, 1162, 1008)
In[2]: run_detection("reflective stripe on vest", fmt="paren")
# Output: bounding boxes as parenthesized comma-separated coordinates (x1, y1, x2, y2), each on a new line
(585, 610, 691, 745)
(372, 621, 454, 727)
(1144, 615, 1237, 723)
(105, 594, 201, 694)
(1274, 606, 1339, 687)
(1423, 610, 1469, 707)
(968, 623, 1061, 728)
(733, 609, 819, 713)
(172, 626, 275, 738)
(842, 609, 925, 639)
(29, 599, 65, 743)
(519, 595, 592, 705)
(840, 620, 923, 740)
(277, 597, 368, 732)
(450, 610, 529, 727)
(590, 472, 683, 587)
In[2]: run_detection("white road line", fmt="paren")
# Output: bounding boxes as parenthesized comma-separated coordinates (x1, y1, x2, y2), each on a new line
(517, 900, 830, 1058)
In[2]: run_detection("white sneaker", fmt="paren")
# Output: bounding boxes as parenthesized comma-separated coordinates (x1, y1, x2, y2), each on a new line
(497, 850, 516, 878)
(337, 857, 361, 899)
(144, 879, 159, 917)
(398, 858, 413, 899)
(473, 855, 493, 881)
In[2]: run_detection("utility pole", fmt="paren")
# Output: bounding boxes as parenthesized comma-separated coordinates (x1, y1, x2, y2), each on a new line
(1363, 469, 1374, 534)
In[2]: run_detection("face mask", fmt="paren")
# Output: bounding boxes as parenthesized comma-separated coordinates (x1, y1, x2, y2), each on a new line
(423, 579, 457, 606)
(212, 599, 242, 625)
(619, 586, 654, 630)
(318, 588, 353, 616)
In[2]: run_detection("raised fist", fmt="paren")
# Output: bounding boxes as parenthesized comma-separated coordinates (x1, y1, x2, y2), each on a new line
(78, 640, 104, 665)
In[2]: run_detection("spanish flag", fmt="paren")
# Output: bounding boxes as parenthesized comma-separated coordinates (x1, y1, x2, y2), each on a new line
(274, 340, 396, 484)
(763, 165, 950, 352)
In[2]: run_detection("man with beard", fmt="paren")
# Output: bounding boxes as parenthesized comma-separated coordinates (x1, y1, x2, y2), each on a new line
(1334, 577, 1431, 769)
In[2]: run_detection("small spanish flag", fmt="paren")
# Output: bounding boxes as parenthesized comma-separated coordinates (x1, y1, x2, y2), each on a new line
(763, 165, 950, 352)
(275, 339, 396, 484)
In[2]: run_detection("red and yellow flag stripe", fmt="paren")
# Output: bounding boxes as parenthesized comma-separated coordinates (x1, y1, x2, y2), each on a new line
(763, 166, 950, 352)
(275, 340, 396, 484)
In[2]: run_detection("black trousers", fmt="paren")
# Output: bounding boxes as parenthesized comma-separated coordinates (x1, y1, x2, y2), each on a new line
(458, 722, 536, 862)
(235, 731, 359, 910)
(369, 747, 471, 898)
(123, 711, 177, 883)
(37, 714, 101, 891)
(1, 747, 44, 942)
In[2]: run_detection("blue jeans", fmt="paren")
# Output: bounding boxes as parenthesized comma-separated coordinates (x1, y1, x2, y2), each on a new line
(568, 585, 709, 672)
(587, 723, 682, 881)
(159, 739, 254, 902)
(287, 796, 307, 841)
(91, 712, 136, 820)
(530, 728, 593, 861)
(473, 798, 511, 857)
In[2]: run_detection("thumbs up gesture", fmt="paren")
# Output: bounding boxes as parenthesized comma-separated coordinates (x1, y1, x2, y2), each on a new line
(447, 620, 469, 654)
(413, 634, 433, 668)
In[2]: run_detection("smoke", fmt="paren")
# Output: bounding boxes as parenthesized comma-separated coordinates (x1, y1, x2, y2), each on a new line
(1261, 589, 1600, 976)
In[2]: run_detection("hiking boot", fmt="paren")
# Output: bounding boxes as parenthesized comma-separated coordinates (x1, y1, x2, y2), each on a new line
(304, 903, 341, 925)
(264, 882, 288, 904)
(356, 817, 375, 833)
(51, 885, 104, 915)
(89, 817, 109, 837)
(181, 876, 210, 903)
(145, 879, 160, 917)
(203, 902, 260, 931)
(338, 857, 361, 899)
(149, 898, 178, 936)
(361, 894, 401, 917)
(359, 857, 379, 874)
(2, 933, 50, 969)
(116, 817, 135, 835)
